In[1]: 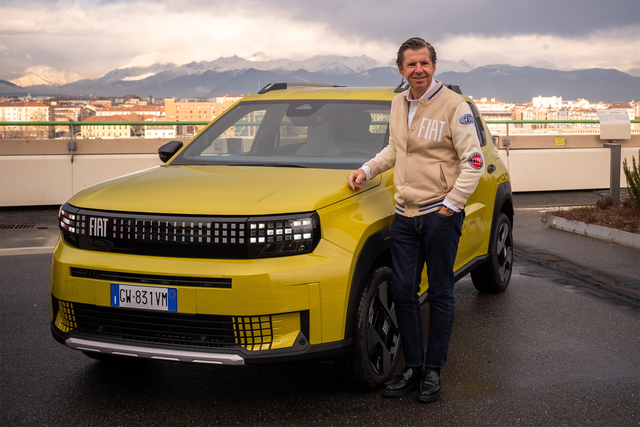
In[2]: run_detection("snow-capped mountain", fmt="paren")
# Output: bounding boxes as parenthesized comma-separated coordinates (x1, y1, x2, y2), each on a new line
(1, 55, 637, 102)
(10, 66, 81, 87)
(23, 54, 473, 87)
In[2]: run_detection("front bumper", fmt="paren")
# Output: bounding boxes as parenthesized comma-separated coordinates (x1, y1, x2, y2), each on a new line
(50, 236, 355, 363)
(51, 322, 351, 365)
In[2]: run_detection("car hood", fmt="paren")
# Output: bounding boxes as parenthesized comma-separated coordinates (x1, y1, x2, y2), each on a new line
(68, 165, 380, 215)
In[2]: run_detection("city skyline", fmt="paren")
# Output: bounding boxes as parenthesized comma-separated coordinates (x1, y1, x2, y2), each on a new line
(1, 0, 639, 86)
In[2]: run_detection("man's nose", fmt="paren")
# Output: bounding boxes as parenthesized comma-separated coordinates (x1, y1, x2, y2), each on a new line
(415, 64, 424, 73)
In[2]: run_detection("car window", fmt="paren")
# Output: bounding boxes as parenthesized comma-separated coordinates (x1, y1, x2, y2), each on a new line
(467, 102, 487, 147)
(172, 100, 390, 168)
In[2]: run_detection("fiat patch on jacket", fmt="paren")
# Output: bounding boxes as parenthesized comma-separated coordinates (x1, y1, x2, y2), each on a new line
(459, 114, 474, 125)
(469, 152, 484, 170)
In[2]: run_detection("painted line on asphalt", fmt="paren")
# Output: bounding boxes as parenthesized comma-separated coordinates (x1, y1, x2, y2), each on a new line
(515, 205, 591, 211)
(0, 246, 56, 256)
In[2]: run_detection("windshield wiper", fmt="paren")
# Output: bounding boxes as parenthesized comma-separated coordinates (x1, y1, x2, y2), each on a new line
(272, 163, 307, 168)
(225, 162, 307, 168)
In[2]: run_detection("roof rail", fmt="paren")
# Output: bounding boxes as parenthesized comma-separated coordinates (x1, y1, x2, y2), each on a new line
(394, 80, 464, 95)
(258, 82, 344, 94)
(445, 84, 463, 94)
(394, 79, 409, 93)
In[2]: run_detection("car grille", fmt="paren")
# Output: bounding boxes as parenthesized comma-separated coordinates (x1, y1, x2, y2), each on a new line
(55, 300, 277, 351)
(62, 206, 248, 259)
(70, 268, 232, 289)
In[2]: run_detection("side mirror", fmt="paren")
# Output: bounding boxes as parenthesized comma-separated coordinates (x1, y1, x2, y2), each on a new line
(158, 140, 183, 163)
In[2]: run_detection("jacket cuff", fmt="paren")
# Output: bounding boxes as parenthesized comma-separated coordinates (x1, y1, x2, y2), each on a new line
(363, 160, 381, 179)
(446, 187, 470, 210)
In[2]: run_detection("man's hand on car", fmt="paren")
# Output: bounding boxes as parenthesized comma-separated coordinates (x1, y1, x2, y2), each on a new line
(347, 169, 367, 190)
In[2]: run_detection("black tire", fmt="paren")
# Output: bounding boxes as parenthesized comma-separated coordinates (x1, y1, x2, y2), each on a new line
(336, 266, 401, 390)
(471, 212, 513, 293)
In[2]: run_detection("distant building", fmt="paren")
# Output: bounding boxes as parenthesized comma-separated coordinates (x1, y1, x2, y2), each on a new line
(80, 115, 132, 139)
(532, 96, 563, 109)
(123, 95, 143, 105)
(143, 117, 177, 139)
(164, 95, 245, 135)
(91, 99, 114, 107)
(96, 105, 164, 117)
(0, 101, 53, 138)
(0, 101, 52, 122)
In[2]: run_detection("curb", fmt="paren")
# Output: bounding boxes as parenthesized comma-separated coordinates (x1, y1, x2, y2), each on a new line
(546, 215, 640, 250)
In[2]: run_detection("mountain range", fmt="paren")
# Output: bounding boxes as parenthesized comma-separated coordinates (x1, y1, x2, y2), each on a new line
(1, 55, 638, 103)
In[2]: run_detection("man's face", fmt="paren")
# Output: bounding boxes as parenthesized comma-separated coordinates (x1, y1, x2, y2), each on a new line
(398, 47, 436, 99)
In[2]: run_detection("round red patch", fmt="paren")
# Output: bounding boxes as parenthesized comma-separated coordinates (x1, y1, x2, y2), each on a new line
(469, 152, 484, 170)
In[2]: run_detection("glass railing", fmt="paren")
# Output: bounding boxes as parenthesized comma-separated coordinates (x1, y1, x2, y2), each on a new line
(0, 119, 638, 139)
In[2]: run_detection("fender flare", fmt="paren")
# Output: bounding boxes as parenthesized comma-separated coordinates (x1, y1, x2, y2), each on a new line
(343, 227, 392, 340)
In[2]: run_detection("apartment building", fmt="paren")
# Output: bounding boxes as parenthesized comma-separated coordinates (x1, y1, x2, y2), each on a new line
(95, 104, 164, 117)
(143, 117, 177, 139)
(80, 115, 133, 139)
(164, 95, 245, 135)
(144, 125, 176, 139)
(0, 101, 52, 122)
(0, 101, 53, 138)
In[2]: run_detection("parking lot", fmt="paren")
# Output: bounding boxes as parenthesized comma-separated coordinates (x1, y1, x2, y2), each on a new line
(1, 191, 639, 426)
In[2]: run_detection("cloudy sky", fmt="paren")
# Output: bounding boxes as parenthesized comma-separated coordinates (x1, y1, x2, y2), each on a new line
(1, 0, 639, 85)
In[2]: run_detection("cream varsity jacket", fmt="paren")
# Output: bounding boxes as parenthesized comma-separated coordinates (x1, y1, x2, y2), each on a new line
(364, 81, 484, 217)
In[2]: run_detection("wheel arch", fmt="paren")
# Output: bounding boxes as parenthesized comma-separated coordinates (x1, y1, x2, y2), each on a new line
(489, 181, 514, 254)
(343, 227, 392, 340)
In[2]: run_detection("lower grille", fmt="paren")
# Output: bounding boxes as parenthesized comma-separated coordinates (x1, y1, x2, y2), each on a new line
(56, 301, 278, 351)
(70, 268, 232, 289)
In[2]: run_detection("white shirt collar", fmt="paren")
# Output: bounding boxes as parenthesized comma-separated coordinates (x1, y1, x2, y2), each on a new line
(406, 78, 438, 101)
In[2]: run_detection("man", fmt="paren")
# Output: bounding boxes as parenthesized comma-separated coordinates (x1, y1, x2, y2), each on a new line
(347, 37, 484, 403)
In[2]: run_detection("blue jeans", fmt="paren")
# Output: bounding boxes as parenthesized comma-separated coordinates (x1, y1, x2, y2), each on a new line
(390, 210, 464, 369)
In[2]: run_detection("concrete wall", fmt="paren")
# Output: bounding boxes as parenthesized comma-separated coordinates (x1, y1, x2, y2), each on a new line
(1, 136, 639, 207)
(1, 138, 169, 207)
(495, 134, 639, 193)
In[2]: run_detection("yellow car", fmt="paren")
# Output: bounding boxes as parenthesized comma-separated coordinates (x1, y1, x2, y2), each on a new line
(50, 83, 513, 390)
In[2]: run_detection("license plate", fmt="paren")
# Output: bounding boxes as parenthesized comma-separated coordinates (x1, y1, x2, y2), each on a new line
(110, 284, 177, 311)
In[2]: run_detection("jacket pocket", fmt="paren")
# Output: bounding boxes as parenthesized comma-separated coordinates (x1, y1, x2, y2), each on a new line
(438, 162, 449, 193)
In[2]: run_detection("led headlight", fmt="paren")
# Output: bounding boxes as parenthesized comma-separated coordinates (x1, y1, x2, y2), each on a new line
(246, 212, 320, 258)
(59, 203, 81, 247)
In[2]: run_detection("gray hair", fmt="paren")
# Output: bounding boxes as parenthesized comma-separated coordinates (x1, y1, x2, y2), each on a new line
(396, 37, 437, 68)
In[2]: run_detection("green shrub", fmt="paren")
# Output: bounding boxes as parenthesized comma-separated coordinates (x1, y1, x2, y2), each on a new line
(623, 149, 640, 211)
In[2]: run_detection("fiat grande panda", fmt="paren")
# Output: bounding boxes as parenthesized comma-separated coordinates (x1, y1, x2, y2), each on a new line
(51, 82, 513, 390)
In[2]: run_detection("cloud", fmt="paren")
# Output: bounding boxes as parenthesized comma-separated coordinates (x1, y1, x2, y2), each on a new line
(0, 0, 638, 82)
(435, 26, 640, 71)
(120, 54, 160, 69)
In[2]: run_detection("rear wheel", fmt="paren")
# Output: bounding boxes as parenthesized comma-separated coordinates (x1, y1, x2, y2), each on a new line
(471, 212, 513, 293)
(336, 267, 401, 390)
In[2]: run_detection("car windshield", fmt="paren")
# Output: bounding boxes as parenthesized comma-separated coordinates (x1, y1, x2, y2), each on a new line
(171, 100, 391, 169)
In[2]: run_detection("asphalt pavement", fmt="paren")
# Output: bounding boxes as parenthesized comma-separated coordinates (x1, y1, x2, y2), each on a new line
(1, 191, 639, 427)
(512, 189, 640, 313)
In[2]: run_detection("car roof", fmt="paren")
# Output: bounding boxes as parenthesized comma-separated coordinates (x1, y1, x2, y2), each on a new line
(242, 85, 400, 102)
(241, 82, 470, 103)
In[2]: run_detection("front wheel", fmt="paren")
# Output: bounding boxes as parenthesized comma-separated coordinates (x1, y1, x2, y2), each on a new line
(471, 212, 513, 293)
(336, 266, 401, 390)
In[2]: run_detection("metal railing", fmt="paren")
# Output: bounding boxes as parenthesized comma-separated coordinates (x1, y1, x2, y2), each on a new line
(1, 119, 638, 127)
(1, 119, 638, 141)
